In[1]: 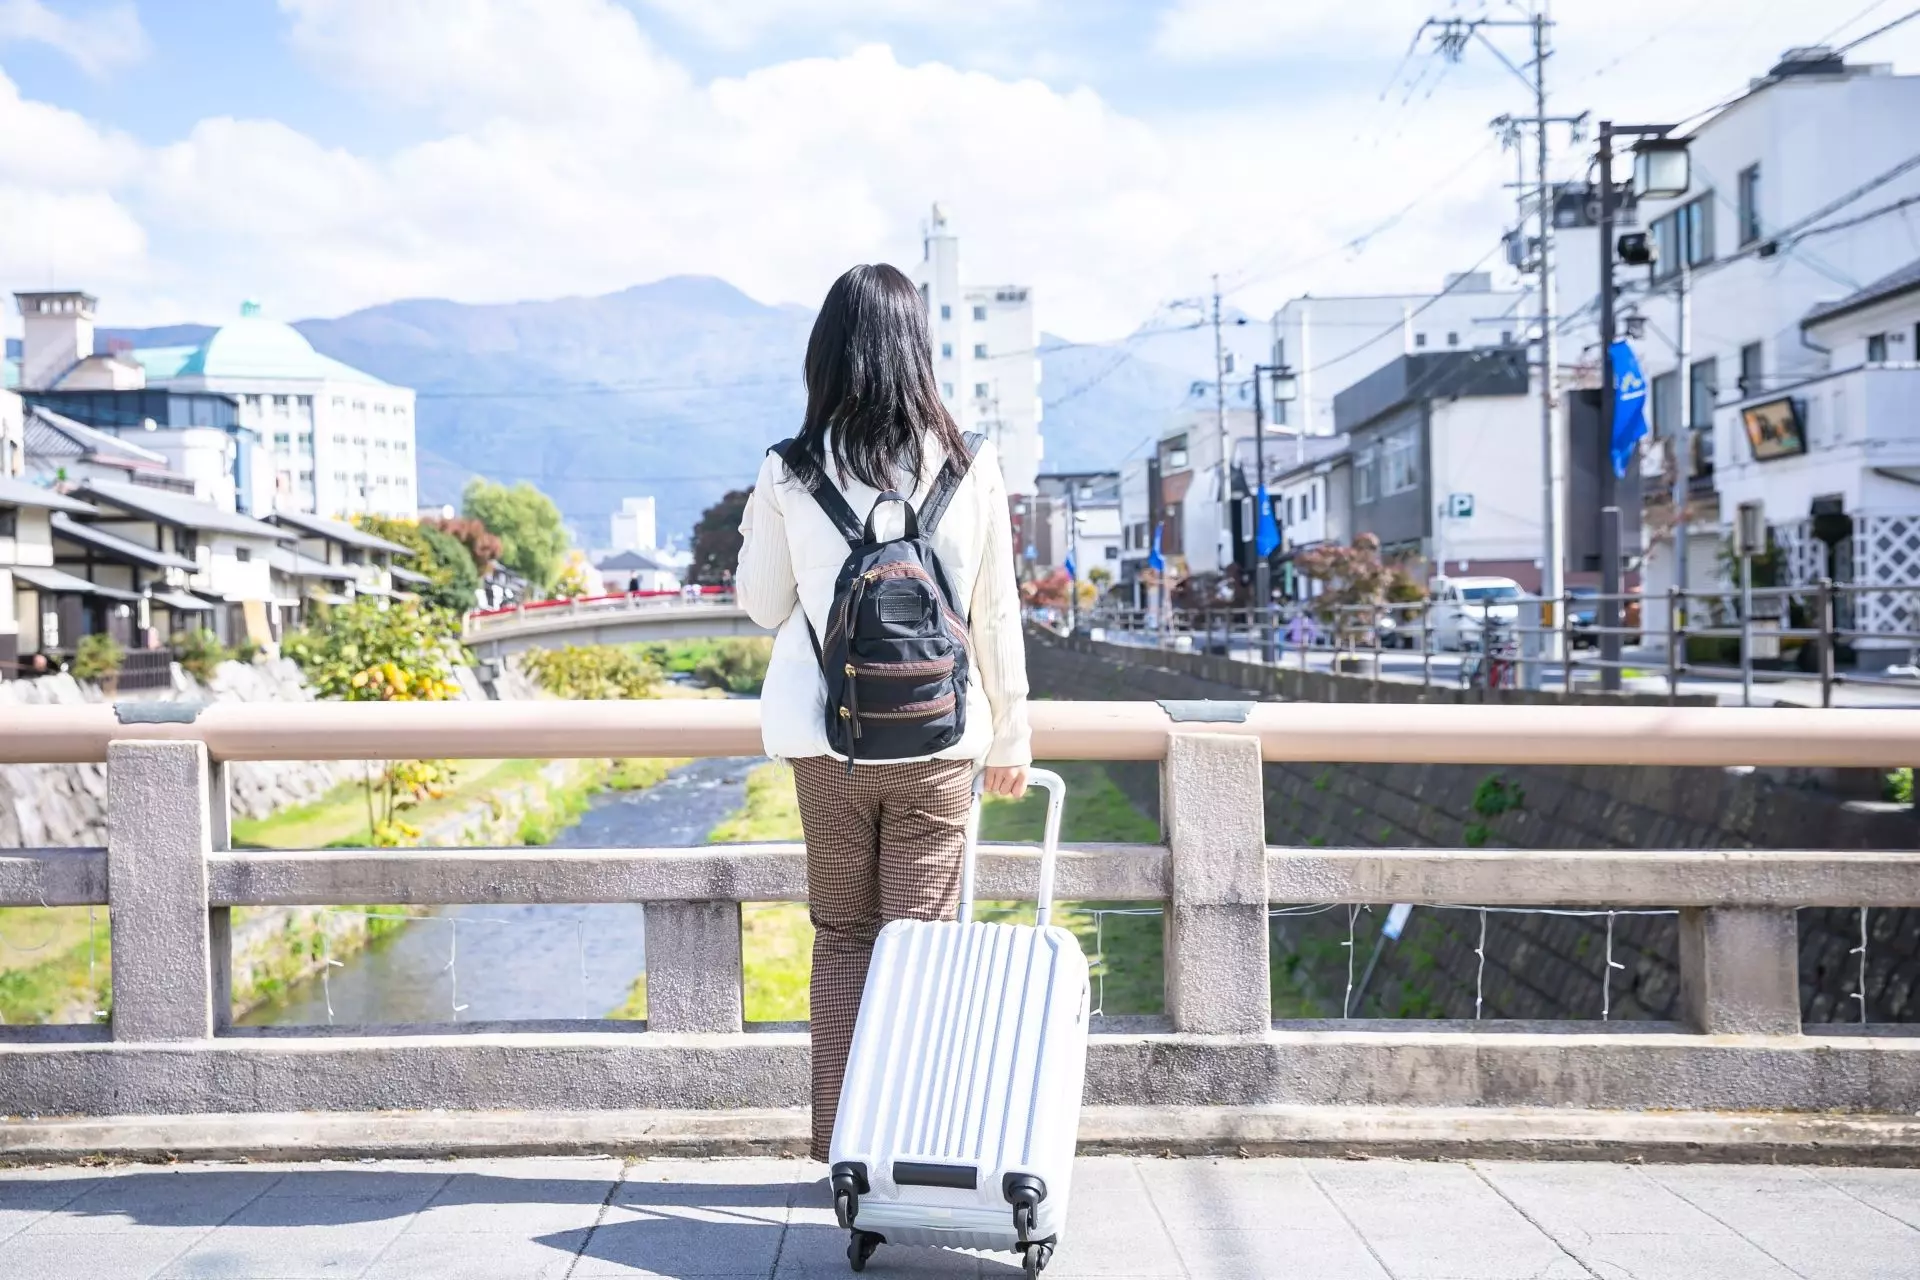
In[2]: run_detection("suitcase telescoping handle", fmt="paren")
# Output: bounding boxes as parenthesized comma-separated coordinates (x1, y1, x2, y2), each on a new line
(956, 767, 1066, 929)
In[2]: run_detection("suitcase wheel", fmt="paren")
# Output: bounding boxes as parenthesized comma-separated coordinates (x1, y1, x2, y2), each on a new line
(1012, 1201, 1035, 1240)
(1022, 1241, 1053, 1277)
(847, 1229, 883, 1272)
(832, 1187, 858, 1230)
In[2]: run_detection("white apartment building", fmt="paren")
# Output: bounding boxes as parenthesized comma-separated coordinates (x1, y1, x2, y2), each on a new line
(1269, 273, 1528, 441)
(1031, 471, 1122, 585)
(135, 302, 418, 521)
(608, 496, 658, 554)
(911, 204, 1044, 496)
(1571, 48, 1920, 650)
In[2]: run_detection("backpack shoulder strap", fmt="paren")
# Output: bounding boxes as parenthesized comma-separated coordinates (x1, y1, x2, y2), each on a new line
(769, 437, 864, 548)
(915, 431, 986, 537)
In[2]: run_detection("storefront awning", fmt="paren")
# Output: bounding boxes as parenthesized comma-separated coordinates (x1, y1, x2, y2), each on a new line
(149, 590, 216, 612)
(10, 565, 137, 600)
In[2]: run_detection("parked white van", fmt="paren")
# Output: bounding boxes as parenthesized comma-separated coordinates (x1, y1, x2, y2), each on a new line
(1429, 575, 1524, 651)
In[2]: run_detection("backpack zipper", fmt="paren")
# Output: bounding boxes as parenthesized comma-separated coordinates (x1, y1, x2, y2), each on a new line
(859, 692, 958, 721)
(850, 657, 955, 678)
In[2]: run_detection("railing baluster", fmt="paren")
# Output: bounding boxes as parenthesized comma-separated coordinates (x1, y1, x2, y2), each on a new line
(108, 740, 218, 1042)
(1676, 907, 1802, 1036)
(642, 901, 744, 1033)
(1161, 732, 1270, 1034)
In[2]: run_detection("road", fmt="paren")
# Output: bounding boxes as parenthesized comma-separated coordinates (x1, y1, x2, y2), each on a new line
(3, 1155, 1916, 1278)
(1093, 628, 1920, 709)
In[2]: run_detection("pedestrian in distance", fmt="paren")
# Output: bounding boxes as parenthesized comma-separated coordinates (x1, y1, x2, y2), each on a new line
(734, 261, 1033, 1161)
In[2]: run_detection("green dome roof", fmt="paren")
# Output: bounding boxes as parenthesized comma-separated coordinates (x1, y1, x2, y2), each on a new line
(157, 305, 389, 386)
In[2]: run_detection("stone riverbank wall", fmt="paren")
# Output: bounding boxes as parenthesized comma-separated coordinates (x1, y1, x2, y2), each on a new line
(0, 656, 570, 1020)
(1026, 629, 1919, 1024)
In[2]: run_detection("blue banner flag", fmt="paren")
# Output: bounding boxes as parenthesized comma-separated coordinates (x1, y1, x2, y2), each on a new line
(1255, 485, 1280, 557)
(1148, 522, 1165, 573)
(1063, 544, 1078, 582)
(1611, 338, 1650, 478)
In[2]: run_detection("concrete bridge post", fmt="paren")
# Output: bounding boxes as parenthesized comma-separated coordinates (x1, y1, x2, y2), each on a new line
(643, 901, 745, 1032)
(107, 740, 223, 1042)
(1677, 907, 1803, 1035)
(1161, 732, 1271, 1034)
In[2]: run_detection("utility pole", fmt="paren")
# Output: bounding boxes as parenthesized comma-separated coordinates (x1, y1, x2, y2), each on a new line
(1066, 480, 1080, 635)
(1672, 255, 1692, 626)
(1211, 274, 1231, 580)
(1426, 3, 1582, 653)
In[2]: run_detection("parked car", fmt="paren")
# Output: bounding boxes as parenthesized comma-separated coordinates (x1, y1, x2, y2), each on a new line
(1430, 576, 1524, 651)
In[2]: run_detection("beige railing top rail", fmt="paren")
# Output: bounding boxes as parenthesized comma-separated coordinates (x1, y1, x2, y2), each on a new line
(1, 698, 1917, 767)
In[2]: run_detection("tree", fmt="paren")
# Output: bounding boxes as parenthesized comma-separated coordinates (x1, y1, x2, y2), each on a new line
(1295, 532, 1393, 644)
(422, 514, 503, 572)
(462, 479, 568, 591)
(690, 489, 749, 586)
(282, 597, 465, 845)
(355, 515, 480, 616)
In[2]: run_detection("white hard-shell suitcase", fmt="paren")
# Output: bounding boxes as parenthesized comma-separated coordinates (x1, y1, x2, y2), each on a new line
(828, 768, 1089, 1277)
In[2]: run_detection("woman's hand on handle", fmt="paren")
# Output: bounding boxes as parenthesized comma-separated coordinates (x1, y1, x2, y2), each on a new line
(983, 765, 1029, 799)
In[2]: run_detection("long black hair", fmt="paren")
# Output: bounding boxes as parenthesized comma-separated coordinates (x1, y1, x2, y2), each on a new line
(788, 263, 969, 494)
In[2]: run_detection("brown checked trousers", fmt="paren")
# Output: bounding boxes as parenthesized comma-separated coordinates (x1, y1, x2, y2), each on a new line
(792, 754, 976, 1162)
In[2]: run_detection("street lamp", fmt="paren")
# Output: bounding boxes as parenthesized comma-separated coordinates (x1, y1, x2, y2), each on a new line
(1249, 363, 1296, 661)
(1632, 137, 1692, 200)
(1596, 120, 1690, 690)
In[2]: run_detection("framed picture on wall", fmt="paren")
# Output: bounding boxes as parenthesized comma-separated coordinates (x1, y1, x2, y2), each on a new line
(1741, 398, 1806, 461)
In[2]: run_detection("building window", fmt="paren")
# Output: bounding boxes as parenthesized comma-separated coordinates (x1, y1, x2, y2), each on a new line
(1501, 330, 1513, 345)
(941, 343, 952, 359)
(940, 304, 951, 320)
(1653, 194, 1715, 281)
(0, 507, 15, 537)
(1737, 164, 1761, 246)
(1651, 370, 1679, 435)
(974, 382, 990, 399)
(1413, 333, 1427, 348)
(234, 547, 251, 563)
(1380, 426, 1420, 496)
(332, 397, 345, 409)
(1688, 357, 1717, 429)
(273, 432, 291, 447)
(1867, 333, 1889, 363)
(941, 382, 954, 397)
(972, 305, 987, 321)
(973, 343, 988, 359)
(1739, 342, 1764, 397)
(1355, 444, 1379, 504)
(1168, 448, 1188, 469)
(1446, 332, 1459, 347)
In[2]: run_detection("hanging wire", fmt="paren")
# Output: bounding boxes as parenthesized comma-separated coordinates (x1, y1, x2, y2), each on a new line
(1602, 911, 1626, 1021)
(1342, 905, 1361, 1019)
(1851, 906, 1870, 1024)
(1474, 909, 1488, 1021)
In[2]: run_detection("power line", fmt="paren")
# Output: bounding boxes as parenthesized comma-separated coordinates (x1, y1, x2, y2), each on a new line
(1837, 6, 1920, 52)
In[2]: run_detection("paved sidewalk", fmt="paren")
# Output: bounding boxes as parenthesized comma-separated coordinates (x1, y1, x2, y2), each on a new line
(2, 1156, 1917, 1278)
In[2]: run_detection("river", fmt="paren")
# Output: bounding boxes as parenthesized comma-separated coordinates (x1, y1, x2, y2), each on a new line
(243, 755, 759, 1026)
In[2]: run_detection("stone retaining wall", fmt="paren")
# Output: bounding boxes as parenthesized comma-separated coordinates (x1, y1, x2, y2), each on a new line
(1027, 629, 1920, 1023)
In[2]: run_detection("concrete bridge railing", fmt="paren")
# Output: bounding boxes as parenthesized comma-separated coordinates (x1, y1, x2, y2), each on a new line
(462, 591, 767, 659)
(2, 699, 1919, 1158)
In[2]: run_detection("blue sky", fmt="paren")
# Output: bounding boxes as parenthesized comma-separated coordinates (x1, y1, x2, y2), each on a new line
(2, 1, 1915, 340)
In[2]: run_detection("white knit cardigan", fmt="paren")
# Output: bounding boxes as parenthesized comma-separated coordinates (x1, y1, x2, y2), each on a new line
(734, 434, 1032, 768)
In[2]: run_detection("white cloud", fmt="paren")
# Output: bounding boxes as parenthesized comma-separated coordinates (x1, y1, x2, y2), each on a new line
(1155, 0, 1431, 62)
(0, 0, 147, 77)
(638, 0, 1036, 51)
(6, 0, 1917, 345)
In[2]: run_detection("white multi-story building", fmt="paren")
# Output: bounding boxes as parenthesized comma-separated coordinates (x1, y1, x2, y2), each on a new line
(10, 293, 418, 521)
(1567, 47, 1920, 651)
(1269, 273, 1529, 441)
(911, 204, 1044, 496)
(608, 496, 658, 555)
(134, 302, 418, 521)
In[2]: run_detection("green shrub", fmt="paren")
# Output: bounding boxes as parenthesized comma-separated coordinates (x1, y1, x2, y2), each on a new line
(234, 636, 262, 665)
(172, 628, 231, 683)
(691, 637, 773, 694)
(519, 644, 663, 700)
(71, 633, 125, 685)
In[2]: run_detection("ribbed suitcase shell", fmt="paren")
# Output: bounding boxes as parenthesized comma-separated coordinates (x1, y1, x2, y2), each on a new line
(829, 771, 1089, 1257)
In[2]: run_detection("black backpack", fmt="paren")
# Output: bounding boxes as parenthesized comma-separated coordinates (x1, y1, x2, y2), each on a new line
(772, 433, 984, 766)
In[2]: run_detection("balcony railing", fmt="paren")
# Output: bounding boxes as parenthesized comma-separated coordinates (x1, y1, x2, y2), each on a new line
(0, 699, 1916, 1134)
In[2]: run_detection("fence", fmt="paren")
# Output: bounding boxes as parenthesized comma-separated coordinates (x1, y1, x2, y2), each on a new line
(1089, 580, 1920, 706)
(2, 698, 1917, 1137)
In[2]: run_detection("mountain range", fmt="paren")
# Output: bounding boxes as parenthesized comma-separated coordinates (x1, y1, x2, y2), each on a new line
(99, 277, 1203, 547)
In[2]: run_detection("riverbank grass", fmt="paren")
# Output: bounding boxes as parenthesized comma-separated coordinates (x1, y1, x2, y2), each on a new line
(0, 907, 110, 1024)
(610, 759, 1168, 1025)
